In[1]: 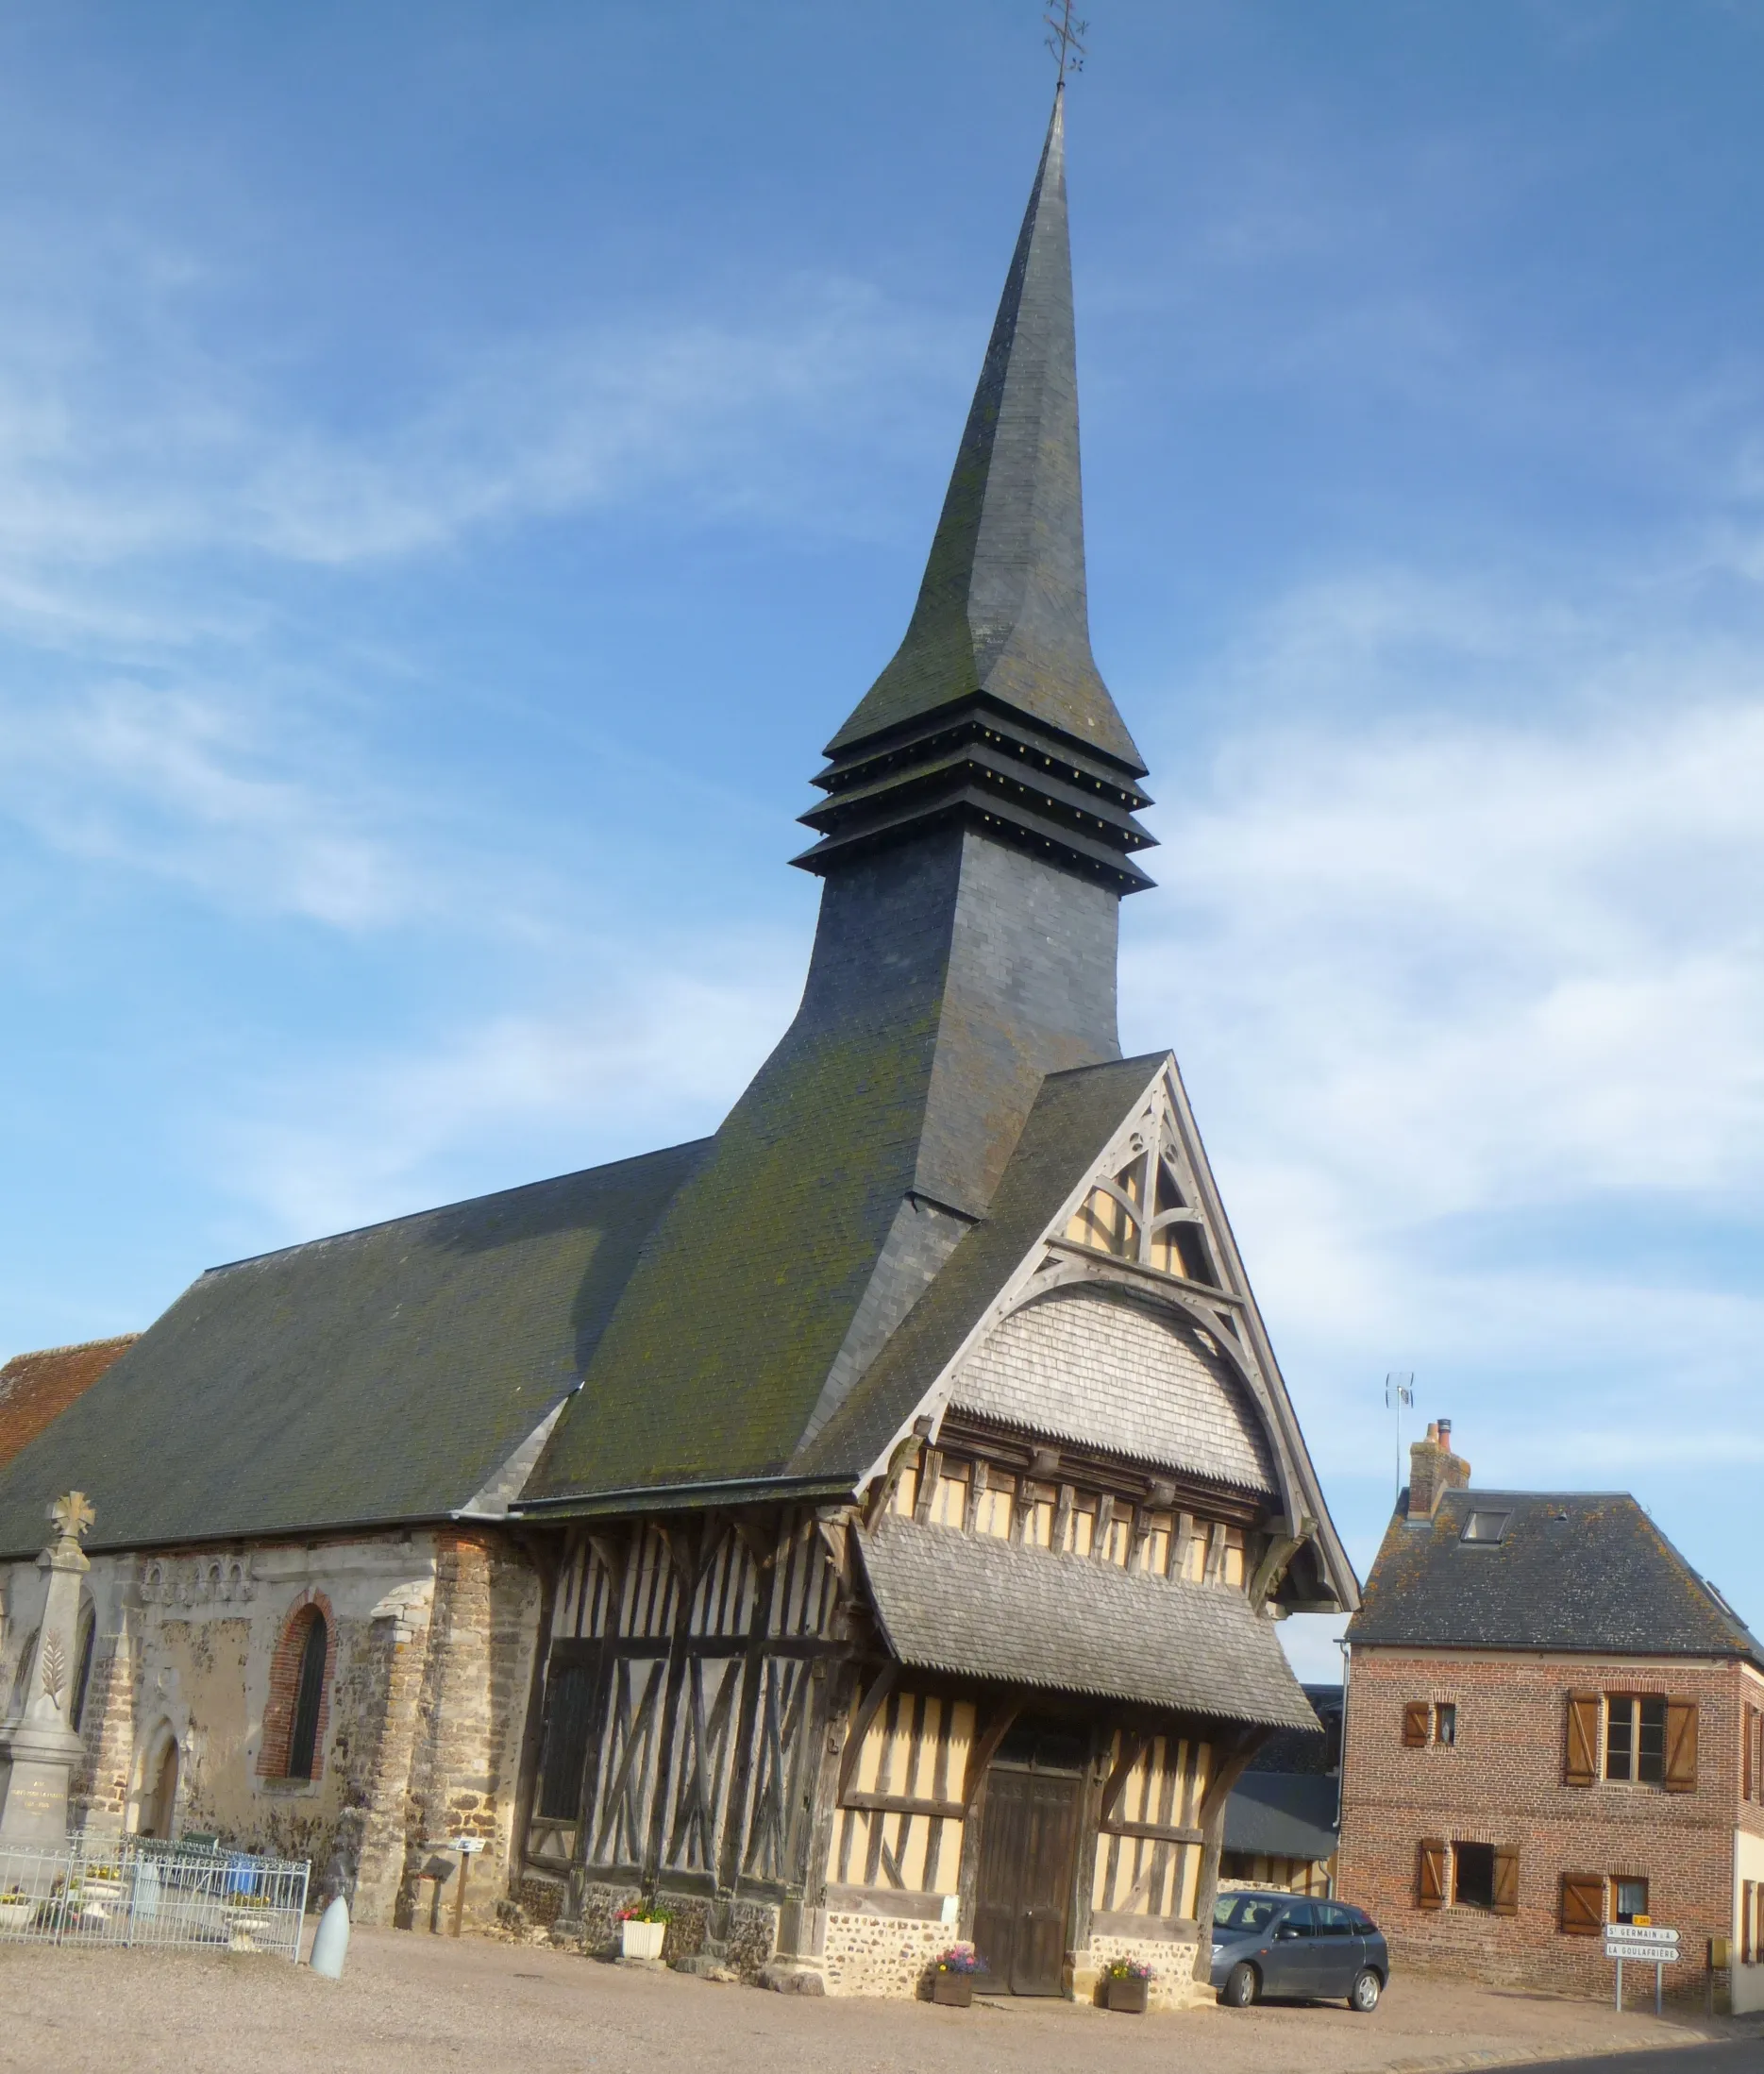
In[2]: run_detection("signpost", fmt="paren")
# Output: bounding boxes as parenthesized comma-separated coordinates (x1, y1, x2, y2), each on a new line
(1604, 1925, 1678, 2015)
(446, 1836, 486, 1940)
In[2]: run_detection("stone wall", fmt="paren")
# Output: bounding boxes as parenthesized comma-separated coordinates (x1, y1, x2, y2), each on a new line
(0, 1525, 545, 1931)
(822, 1907, 950, 1997)
(1073, 1931, 1212, 2011)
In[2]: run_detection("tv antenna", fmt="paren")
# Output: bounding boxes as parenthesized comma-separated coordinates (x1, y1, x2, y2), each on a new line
(1386, 1372, 1415, 1505)
(1045, 0, 1088, 86)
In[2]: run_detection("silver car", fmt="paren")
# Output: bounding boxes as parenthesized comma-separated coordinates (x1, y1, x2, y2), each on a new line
(1210, 1891, 1389, 2012)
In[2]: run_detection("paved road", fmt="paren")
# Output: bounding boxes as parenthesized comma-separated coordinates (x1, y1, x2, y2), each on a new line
(1526, 2045, 1763, 2072)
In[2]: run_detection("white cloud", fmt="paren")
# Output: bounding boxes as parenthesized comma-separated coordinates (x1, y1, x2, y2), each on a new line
(1122, 575, 1764, 1512)
(214, 951, 803, 1242)
(0, 680, 412, 928)
(0, 260, 949, 617)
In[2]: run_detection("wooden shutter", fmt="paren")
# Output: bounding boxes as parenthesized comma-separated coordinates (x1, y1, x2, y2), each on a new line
(1663, 1699, 1698, 1793)
(1746, 1708, 1755, 1802)
(1744, 1880, 1756, 1965)
(1491, 1845, 1520, 1917)
(1403, 1701, 1431, 1747)
(1559, 1873, 1604, 1937)
(1417, 1838, 1448, 1910)
(1564, 1693, 1600, 1787)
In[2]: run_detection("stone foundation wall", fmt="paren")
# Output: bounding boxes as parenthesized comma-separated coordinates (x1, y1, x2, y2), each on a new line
(1074, 1931, 1212, 2011)
(0, 1526, 545, 1932)
(822, 1909, 951, 1997)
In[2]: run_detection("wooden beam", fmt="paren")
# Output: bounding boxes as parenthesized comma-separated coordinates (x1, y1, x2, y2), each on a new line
(960, 1698, 1023, 1809)
(838, 1791, 968, 1821)
(1098, 1731, 1149, 1825)
(837, 1661, 899, 1802)
(1098, 1818, 1205, 1846)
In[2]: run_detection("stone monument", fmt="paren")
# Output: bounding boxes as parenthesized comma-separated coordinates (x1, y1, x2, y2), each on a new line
(0, 1492, 95, 1846)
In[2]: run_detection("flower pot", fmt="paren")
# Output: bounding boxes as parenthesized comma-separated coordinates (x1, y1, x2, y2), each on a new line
(621, 1917, 667, 1961)
(0, 1901, 34, 1931)
(1105, 1975, 1150, 2014)
(932, 1973, 975, 2007)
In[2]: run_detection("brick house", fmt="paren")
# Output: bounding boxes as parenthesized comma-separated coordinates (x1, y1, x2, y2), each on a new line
(1339, 1422, 1764, 2011)
(0, 89, 1358, 2001)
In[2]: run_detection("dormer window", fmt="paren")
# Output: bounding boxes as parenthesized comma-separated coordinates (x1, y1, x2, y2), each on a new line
(1460, 1510, 1510, 1544)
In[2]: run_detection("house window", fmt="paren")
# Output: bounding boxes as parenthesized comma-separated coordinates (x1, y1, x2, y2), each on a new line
(1454, 1842, 1497, 1910)
(1419, 1839, 1518, 1915)
(1460, 1510, 1511, 1544)
(1606, 1696, 1668, 1783)
(261, 1599, 333, 1784)
(1613, 1878, 1649, 1925)
(1565, 1692, 1697, 1792)
(1403, 1699, 1458, 1747)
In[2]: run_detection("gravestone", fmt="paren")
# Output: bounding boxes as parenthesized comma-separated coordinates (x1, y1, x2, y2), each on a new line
(0, 1492, 96, 1846)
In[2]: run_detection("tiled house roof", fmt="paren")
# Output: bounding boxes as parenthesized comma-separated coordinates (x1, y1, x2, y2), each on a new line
(0, 1143, 709, 1560)
(1349, 1489, 1764, 1668)
(0, 1336, 138, 1474)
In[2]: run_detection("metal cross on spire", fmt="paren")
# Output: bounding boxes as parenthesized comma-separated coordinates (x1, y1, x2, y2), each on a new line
(1044, 0, 1088, 86)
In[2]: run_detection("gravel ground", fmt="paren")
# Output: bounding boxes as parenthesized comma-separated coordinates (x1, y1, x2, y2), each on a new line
(0, 1928, 1741, 2074)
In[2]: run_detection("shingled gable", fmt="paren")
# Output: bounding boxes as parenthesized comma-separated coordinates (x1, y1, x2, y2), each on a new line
(795, 1051, 1354, 1612)
(0, 1140, 708, 1560)
(1350, 1486, 1764, 1667)
(520, 93, 1156, 1518)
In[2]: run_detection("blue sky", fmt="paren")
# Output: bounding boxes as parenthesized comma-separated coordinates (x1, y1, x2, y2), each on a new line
(3, 3, 1761, 1679)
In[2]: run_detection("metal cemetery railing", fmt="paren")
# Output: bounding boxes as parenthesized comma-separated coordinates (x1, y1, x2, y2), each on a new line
(0, 1834, 310, 1963)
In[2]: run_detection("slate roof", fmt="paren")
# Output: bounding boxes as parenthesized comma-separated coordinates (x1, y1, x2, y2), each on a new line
(822, 88, 1144, 776)
(0, 1337, 138, 1473)
(1223, 1773, 1338, 1863)
(0, 1142, 709, 1560)
(794, 1054, 1168, 1481)
(856, 1512, 1319, 1729)
(1349, 1489, 1764, 1667)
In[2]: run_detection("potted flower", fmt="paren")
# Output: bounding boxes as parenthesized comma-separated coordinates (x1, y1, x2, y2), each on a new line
(617, 1903, 671, 1961)
(1103, 1957, 1153, 2013)
(930, 1944, 983, 2007)
(0, 1888, 35, 1931)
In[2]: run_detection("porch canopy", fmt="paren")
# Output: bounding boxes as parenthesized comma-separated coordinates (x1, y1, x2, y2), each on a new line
(856, 1515, 1319, 1731)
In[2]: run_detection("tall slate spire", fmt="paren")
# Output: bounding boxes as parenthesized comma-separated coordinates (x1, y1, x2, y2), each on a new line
(797, 87, 1154, 895)
(525, 93, 1152, 1511)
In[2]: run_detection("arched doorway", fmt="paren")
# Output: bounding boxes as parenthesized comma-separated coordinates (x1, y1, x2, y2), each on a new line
(139, 1732, 179, 1840)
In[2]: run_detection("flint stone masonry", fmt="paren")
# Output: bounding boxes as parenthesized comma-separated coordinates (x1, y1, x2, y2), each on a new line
(1076, 1931, 1212, 2012)
(822, 1908, 950, 1998)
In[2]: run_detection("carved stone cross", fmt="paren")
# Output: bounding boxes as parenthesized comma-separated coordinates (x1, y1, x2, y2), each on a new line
(49, 1491, 95, 1544)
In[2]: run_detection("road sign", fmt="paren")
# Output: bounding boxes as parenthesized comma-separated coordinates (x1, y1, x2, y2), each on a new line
(1611, 1924, 1678, 1947)
(1606, 1939, 1678, 1963)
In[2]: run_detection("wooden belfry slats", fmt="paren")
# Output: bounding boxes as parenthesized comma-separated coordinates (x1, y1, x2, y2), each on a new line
(829, 1687, 975, 1896)
(1090, 1728, 1209, 1922)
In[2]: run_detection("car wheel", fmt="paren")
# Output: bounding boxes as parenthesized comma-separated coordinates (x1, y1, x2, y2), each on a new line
(1222, 1962, 1259, 2009)
(1350, 1967, 1382, 2014)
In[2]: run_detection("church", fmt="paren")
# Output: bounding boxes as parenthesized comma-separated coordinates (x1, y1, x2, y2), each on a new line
(0, 89, 1356, 2004)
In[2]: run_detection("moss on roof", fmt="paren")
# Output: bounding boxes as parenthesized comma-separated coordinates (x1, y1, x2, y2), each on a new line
(0, 1142, 708, 1560)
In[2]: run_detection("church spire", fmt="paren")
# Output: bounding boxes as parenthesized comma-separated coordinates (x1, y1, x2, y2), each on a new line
(796, 87, 1154, 894)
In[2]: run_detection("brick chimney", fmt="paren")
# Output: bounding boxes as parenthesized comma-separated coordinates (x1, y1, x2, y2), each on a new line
(1406, 1418, 1471, 1521)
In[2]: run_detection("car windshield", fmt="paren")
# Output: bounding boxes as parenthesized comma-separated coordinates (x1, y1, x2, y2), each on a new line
(1213, 1895, 1285, 1934)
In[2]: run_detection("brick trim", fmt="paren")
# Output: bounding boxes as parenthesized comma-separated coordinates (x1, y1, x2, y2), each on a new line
(258, 1590, 337, 1781)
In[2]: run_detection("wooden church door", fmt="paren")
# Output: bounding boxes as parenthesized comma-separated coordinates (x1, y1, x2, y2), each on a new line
(972, 1723, 1084, 1995)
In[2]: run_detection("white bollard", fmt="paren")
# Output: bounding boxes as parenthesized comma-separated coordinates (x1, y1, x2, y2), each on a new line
(309, 1894, 350, 1979)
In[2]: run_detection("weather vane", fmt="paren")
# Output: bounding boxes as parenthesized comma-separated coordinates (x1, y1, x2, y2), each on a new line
(1044, 0, 1088, 86)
